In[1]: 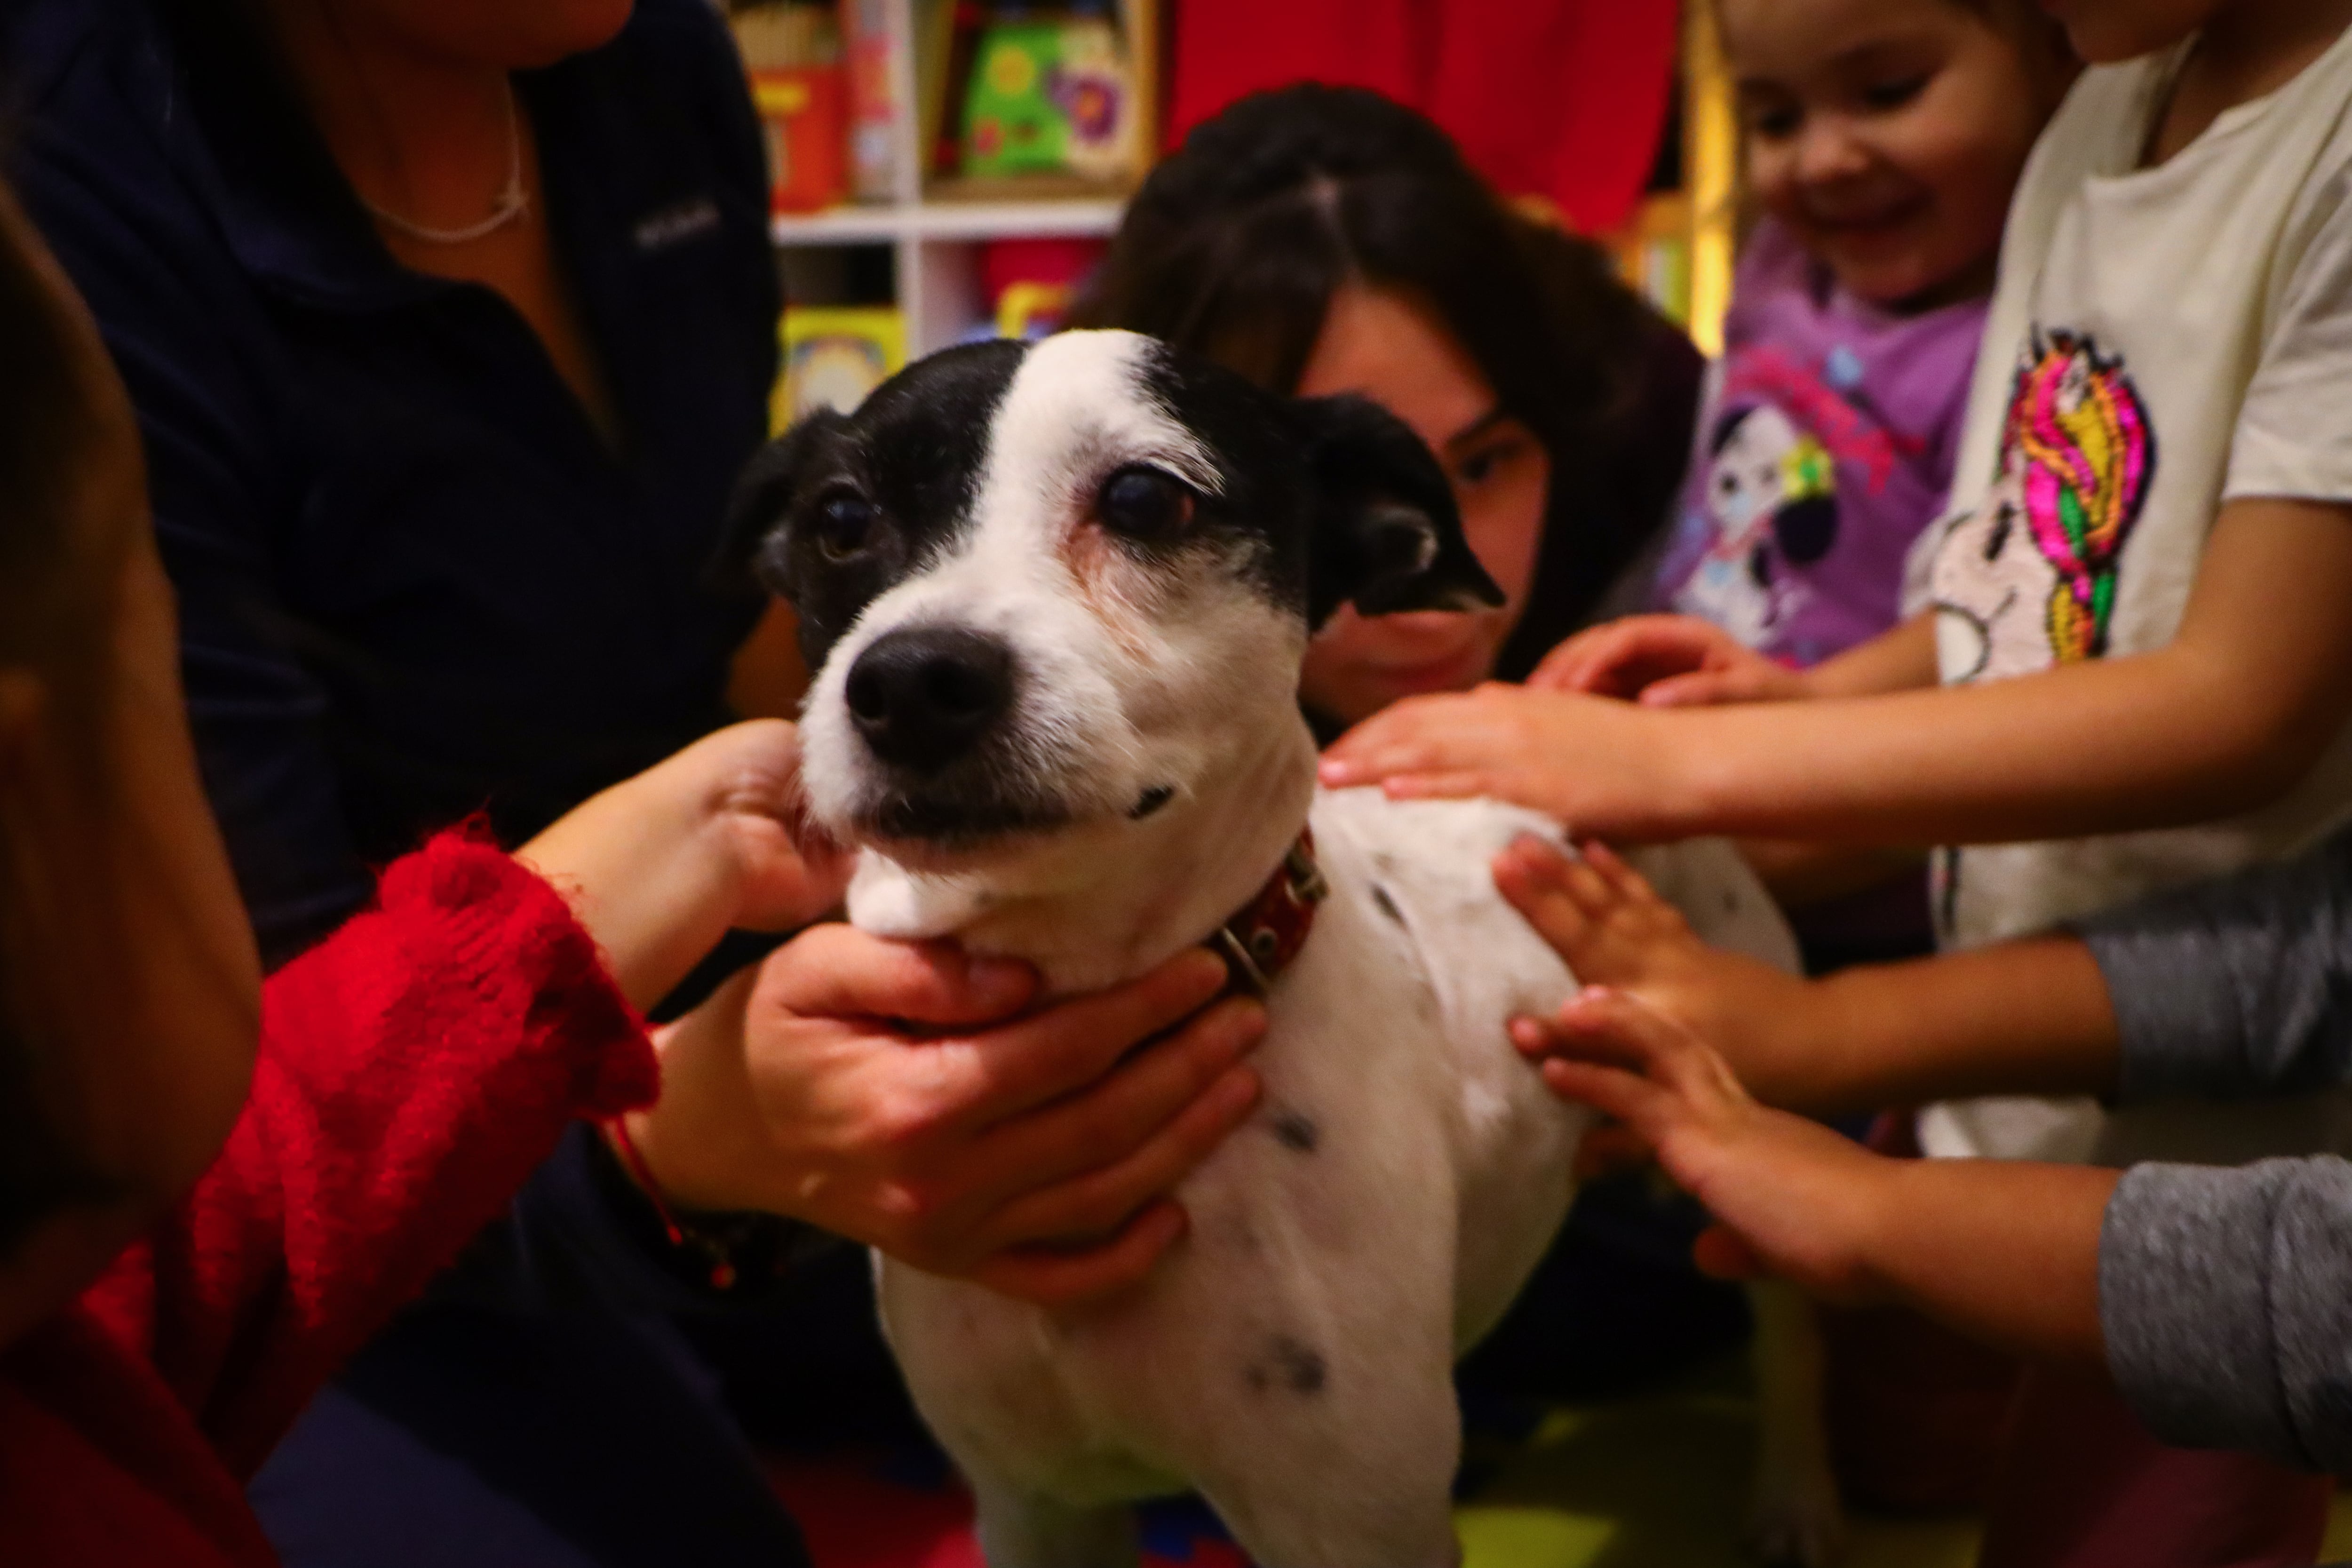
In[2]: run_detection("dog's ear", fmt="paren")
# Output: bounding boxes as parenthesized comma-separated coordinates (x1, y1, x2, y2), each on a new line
(708, 409, 850, 598)
(1291, 394, 1503, 629)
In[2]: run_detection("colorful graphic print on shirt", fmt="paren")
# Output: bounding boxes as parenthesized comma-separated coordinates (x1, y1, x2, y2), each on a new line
(1670, 401, 1842, 647)
(1932, 329, 2156, 684)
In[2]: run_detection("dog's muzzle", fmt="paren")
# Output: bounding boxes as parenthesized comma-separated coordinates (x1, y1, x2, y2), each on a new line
(844, 625, 1014, 774)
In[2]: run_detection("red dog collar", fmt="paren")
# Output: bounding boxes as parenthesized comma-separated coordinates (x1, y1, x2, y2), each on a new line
(1210, 830, 1327, 994)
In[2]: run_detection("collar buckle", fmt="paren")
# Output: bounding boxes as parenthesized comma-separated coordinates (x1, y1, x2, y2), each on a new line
(1211, 829, 1327, 995)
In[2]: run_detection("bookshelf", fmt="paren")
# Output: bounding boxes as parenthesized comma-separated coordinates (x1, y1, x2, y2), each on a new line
(758, 0, 1158, 358)
(1602, 3, 1739, 357)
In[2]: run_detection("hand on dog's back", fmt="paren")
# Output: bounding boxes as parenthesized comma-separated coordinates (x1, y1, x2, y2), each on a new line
(629, 929, 1265, 1305)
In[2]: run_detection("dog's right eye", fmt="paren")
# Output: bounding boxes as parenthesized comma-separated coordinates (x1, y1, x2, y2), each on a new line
(812, 494, 877, 561)
(1097, 466, 1193, 540)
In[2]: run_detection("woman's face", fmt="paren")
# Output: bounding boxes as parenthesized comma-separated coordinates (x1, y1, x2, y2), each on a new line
(1293, 284, 1550, 728)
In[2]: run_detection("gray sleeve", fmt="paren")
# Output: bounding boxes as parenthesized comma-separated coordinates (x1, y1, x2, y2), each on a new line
(2100, 1158, 2352, 1472)
(2074, 827, 2352, 1103)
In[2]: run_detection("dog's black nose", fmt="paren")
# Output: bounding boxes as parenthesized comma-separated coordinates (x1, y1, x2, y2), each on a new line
(844, 627, 1014, 772)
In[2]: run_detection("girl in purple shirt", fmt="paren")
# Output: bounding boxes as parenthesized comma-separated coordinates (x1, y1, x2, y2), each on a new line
(1641, 0, 2076, 972)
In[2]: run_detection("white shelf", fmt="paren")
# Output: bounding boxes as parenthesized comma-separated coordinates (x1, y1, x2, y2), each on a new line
(771, 198, 1127, 245)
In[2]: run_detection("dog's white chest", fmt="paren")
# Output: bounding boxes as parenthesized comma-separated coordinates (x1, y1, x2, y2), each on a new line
(871, 795, 1793, 1565)
(874, 796, 1575, 1503)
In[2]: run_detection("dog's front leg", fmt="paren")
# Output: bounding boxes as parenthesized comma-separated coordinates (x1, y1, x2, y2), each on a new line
(1747, 1278, 1845, 1568)
(970, 1480, 1138, 1568)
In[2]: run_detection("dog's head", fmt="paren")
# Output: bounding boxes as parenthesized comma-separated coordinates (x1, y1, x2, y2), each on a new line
(725, 330, 1499, 861)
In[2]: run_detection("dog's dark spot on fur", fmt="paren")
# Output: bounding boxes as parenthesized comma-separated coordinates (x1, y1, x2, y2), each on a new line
(1129, 785, 1175, 819)
(1248, 1335, 1326, 1395)
(1269, 1108, 1320, 1153)
(1370, 884, 1404, 924)
(1722, 889, 1741, 915)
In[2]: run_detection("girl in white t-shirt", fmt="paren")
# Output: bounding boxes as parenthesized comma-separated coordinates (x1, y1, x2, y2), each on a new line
(1331, 3, 2352, 1147)
(1325, 0, 2352, 1560)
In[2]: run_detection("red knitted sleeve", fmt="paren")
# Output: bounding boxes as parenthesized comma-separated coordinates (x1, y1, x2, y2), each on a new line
(80, 829, 660, 1475)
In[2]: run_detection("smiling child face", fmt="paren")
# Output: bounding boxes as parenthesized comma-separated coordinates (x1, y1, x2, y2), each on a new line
(1723, 0, 2058, 310)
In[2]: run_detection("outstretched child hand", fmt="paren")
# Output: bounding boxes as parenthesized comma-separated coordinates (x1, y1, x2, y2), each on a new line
(1528, 613, 1810, 706)
(1515, 974, 2116, 1364)
(1493, 835, 1827, 1106)
(1318, 683, 1693, 834)
(1515, 986, 1895, 1302)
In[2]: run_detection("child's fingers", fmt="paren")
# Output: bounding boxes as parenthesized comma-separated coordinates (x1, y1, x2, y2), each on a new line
(1494, 842, 1592, 954)
(1691, 1224, 1765, 1281)
(1526, 996, 1655, 1072)
(1529, 627, 1638, 696)
(1637, 669, 1740, 708)
(1533, 843, 1616, 917)
(1556, 987, 1735, 1106)
(1509, 1013, 1565, 1058)
(1578, 840, 1660, 906)
(1318, 697, 1464, 783)
(1496, 831, 1576, 885)
(1537, 1056, 1668, 1131)
(1382, 771, 1495, 803)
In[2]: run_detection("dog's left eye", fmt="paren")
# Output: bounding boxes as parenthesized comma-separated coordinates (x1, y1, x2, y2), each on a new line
(1097, 466, 1194, 540)
(812, 493, 878, 561)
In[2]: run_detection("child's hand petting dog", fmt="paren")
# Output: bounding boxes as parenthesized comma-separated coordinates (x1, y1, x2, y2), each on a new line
(1513, 986, 1892, 1302)
(1318, 683, 1693, 835)
(1527, 613, 1810, 707)
(632, 936, 1266, 1308)
(1510, 945, 2118, 1361)
(1493, 836, 1826, 1107)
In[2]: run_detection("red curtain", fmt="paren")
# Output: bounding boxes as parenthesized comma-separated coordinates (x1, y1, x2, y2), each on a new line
(1167, 0, 1679, 236)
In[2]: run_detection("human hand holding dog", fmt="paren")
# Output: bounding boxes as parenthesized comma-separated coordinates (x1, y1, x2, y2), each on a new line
(518, 719, 849, 1012)
(1517, 986, 2114, 1363)
(628, 932, 1264, 1307)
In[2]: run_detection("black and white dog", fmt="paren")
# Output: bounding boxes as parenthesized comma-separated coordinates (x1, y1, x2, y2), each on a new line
(731, 330, 1821, 1568)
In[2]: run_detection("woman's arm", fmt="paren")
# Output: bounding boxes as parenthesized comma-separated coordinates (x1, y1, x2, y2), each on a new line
(1329, 499, 2352, 846)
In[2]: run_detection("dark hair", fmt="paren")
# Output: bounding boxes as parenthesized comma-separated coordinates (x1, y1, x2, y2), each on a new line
(1946, 0, 2079, 87)
(1069, 84, 1702, 667)
(0, 185, 131, 1255)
